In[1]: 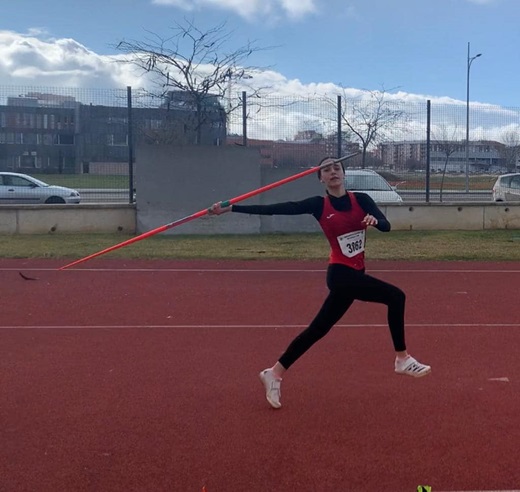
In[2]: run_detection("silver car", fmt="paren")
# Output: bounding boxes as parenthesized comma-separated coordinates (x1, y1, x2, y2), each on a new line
(492, 173, 520, 202)
(0, 172, 81, 204)
(344, 169, 403, 203)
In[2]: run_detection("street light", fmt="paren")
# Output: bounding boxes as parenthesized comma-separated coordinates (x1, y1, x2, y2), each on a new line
(465, 42, 482, 193)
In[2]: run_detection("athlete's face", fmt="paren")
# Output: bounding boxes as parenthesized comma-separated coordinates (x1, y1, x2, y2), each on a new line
(319, 161, 344, 187)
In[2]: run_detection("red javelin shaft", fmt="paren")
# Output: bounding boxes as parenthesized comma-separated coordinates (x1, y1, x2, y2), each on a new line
(59, 153, 358, 270)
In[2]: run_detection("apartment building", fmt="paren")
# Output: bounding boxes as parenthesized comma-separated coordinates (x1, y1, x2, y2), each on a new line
(0, 91, 226, 174)
(377, 140, 506, 173)
(227, 131, 360, 168)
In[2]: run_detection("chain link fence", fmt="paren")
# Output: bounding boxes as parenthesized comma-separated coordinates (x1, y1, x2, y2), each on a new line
(1, 84, 519, 203)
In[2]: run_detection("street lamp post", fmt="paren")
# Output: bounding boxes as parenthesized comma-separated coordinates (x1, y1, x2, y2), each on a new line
(465, 42, 482, 193)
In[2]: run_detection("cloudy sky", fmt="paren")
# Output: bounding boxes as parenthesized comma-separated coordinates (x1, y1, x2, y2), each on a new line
(1, 0, 519, 103)
(1, 0, 519, 140)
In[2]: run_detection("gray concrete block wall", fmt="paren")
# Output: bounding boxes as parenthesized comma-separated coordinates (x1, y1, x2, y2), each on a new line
(386, 203, 520, 230)
(0, 205, 135, 234)
(385, 203, 485, 231)
(134, 145, 520, 234)
(135, 145, 261, 234)
(0, 203, 519, 234)
(483, 205, 520, 229)
(135, 145, 326, 235)
(257, 166, 324, 233)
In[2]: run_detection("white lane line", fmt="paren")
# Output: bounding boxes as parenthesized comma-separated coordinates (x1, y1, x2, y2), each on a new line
(1, 323, 520, 329)
(3, 267, 520, 274)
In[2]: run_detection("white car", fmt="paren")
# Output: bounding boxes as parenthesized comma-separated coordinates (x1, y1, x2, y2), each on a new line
(492, 173, 520, 202)
(344, 169, 403, 203)
(0, 172, 81, 204)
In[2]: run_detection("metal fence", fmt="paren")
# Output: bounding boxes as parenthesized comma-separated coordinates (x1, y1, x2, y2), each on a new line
(1, 84, 519, 204)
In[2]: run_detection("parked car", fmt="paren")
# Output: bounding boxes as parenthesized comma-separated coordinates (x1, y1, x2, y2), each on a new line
(492, 173, 520, 202)
(0, 172, 81, 204)
(344, 169, 403, 203)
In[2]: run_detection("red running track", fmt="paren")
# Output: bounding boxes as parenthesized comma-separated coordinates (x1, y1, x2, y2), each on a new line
(1, 259, 520, 492)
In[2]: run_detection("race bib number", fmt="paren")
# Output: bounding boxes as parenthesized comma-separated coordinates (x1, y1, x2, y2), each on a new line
(337, 230, 365, 258)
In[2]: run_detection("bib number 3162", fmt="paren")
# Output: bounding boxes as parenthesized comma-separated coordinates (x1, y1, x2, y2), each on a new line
(337, 230, 365, 258)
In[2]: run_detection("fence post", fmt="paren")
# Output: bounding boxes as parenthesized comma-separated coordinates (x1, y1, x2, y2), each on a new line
(426, 99, 431, 203)
(127, 86, 134, 204)
(337, 95, 342, 158)
(126, 86, 134, 203)
(242, 91, 247, 147)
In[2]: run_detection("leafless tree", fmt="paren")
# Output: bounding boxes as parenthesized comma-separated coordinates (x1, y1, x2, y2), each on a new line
(499, 128, 520, 172)
(114, 19, 272, 144)
(431, 124, 461, 202)
(337, 88, 408, 168)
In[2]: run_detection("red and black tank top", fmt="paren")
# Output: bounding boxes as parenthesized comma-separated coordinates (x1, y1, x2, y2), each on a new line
(318, 192, 367, 270)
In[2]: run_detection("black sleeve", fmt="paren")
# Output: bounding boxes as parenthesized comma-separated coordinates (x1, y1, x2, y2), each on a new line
(232, 196, 323, 218)
(353, 193, 391, 232)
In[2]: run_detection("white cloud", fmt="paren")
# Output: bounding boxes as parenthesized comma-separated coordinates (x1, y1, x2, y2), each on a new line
(0, 30, 143, 90)
(279, 0, 317, 19)
(0, 29, 517, 143)
(151, 0, 316, 20)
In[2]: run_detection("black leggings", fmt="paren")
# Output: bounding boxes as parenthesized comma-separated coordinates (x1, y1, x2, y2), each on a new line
(278, 263, 406, 370)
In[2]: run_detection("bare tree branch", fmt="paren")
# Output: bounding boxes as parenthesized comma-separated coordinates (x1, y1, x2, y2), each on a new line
(338, 87, 408, 168)
(498, 128, 520, 172)
(432, 124, 460, 202)
(113, 18, 275, 144)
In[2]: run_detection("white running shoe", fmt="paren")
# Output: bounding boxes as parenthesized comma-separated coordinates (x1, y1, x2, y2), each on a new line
(259, 369, 282, 409)
(395, 356, 431, 378)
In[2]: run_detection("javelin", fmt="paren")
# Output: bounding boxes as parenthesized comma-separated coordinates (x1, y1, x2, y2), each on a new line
(59, 153, 358, 270)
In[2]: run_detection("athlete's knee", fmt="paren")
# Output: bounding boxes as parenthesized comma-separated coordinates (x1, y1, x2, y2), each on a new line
(390, 286, 406, 306)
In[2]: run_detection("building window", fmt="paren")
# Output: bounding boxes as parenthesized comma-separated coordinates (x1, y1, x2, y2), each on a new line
(22, 113, 34, 128)
(58, 134, 74, 145)
(1, 132, 19, 144)
(148, 119, 161, 130)
(42, 134, 55, 145)
(108, 116, 127, 125)
(107, 134, 128, 146)
(23, 133, 38, 145)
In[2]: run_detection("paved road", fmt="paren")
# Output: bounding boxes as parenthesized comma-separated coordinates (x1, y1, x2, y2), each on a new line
(79, 189, 504, 204)
(399, 190, 494, 203)
(79, 189, 132, 204)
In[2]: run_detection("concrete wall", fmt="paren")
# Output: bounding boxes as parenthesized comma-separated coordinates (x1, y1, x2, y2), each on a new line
(135, 145, 326, 235)
(384, 202, 520, 230)
(0, 202, 519, 235)
(134, 145, 520, 233)
(0, 204, 135, 234)
(135, 145, 263, 235)
(0, 143, 519, 235)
